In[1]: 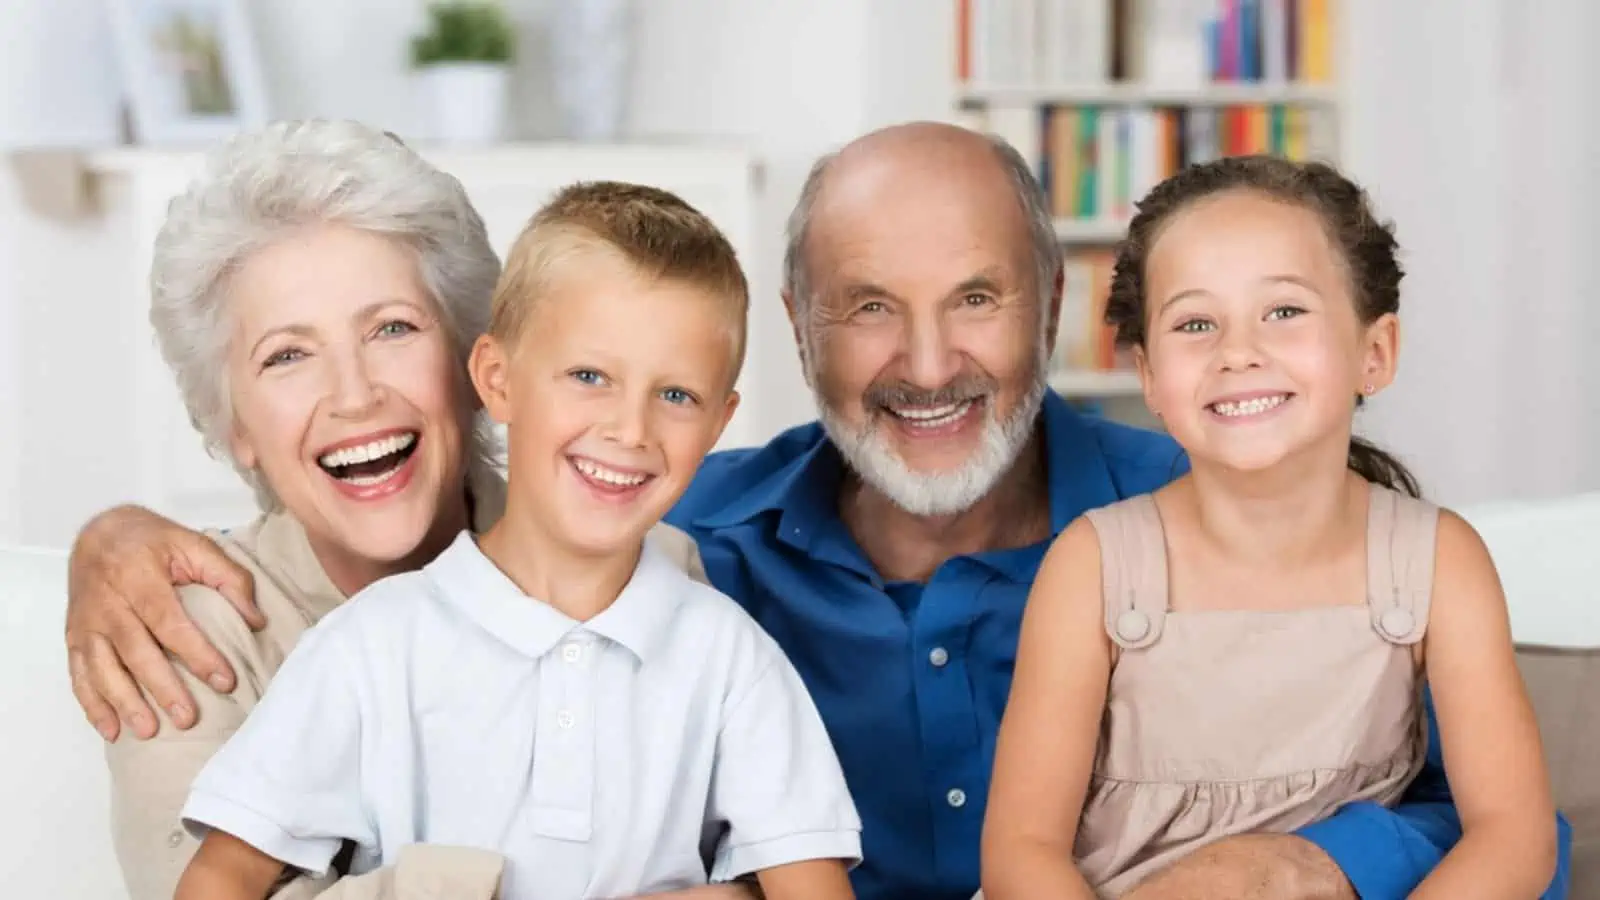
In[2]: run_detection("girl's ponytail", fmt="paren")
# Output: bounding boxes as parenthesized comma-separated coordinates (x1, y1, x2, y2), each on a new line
(1348, 435, 1421, 498)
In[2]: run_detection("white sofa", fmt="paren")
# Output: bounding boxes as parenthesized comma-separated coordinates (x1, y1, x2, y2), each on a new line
(3, 492, 1598, 898)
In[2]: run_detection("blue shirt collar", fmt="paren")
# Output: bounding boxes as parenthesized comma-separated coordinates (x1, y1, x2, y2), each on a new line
(693, 392, 1123, 580)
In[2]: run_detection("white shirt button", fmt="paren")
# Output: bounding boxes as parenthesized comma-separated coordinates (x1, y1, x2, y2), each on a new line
(167, 828, 185, 848)
(928, 647, 949, 667)
(946, 788, 967, 808)
(556, 710, 575, 729)
(561, 643, 582, 663)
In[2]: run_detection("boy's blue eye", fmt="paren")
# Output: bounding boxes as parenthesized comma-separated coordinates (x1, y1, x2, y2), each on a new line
(571, 368, 606, 386)
(661, 387, 697, 406)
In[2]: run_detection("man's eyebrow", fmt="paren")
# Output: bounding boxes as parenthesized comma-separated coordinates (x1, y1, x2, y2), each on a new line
(952, 270, 1007, 296)
(841, 282, 896, 303)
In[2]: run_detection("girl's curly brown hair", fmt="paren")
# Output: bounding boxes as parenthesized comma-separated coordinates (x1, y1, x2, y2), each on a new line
(1104, 154, 1421, 498)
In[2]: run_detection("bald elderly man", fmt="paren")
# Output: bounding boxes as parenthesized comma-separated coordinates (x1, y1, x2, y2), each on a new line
(64, 123, 1570, 900)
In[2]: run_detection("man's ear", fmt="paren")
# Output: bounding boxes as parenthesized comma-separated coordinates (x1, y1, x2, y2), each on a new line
(1043, 264, 1065, 358)
(782, 289, 814, 386)
(469, 334, 514, 424)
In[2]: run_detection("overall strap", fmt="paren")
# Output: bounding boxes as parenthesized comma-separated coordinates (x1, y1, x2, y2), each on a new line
(1365, 487, 1439, 646)
(1084, 495, 1169, 651)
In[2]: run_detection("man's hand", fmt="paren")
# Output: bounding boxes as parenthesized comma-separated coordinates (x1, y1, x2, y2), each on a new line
(1122, 835, 1355, 900)
(64, 505, 259, 741)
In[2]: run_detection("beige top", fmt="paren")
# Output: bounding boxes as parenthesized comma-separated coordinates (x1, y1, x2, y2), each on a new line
(1073, 487, 1434, 897)
(104, 473, 710, 900)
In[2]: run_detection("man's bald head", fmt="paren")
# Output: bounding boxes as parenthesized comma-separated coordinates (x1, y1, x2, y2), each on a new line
(782, 122, 1059, 317)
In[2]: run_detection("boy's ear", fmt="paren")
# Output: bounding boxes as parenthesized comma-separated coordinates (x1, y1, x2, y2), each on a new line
(708, 390, 741, 447)
(469, 334, 514, 424)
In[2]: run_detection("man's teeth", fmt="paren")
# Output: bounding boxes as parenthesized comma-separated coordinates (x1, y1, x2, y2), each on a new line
(1212, 395, 1288, 417)
(319, 432, 416, 468)
(892, 400, 974, 427)
(573, 458, 648, 487)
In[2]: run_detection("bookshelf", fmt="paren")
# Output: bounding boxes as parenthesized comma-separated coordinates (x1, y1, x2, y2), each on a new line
(954, 0, 1340, 424)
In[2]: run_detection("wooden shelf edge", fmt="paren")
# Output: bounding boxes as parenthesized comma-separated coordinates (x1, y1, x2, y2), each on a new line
(960, 82, 1338, 108)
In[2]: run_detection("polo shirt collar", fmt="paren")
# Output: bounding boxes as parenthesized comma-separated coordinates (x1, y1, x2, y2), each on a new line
(426, 530, 686, 662)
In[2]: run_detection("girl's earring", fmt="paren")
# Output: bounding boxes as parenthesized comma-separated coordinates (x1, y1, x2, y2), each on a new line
(1363, 383, 1376, 396)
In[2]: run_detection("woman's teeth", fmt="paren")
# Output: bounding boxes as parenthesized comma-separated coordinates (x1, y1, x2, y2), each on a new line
(1211, 395, 1288, 417)
(318, 432, 416, 468)
(573, 458, 648, 487)
(892, 400, 975, 428)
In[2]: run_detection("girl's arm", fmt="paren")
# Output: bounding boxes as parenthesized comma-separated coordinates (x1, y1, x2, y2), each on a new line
(1408, 510, 1558, 899)
(981, 517, 1113, 900)
(174, 830, 286, 900)
(754, 859, 854, 899)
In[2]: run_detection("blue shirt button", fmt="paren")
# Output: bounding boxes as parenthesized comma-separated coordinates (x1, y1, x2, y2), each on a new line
(928, 647, 949, 667)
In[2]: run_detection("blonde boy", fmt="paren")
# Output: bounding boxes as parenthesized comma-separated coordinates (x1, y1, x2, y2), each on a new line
(175, 182, 862, 900)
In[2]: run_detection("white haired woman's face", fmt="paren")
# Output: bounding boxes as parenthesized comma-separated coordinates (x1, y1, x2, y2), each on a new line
(224, 223, 472, 583)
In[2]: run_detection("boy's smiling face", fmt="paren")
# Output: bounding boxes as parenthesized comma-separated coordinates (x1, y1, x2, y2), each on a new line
(472, 258, 740, 558)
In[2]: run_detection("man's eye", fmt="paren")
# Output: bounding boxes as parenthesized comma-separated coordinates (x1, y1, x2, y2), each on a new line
(963, 293, 993, 306)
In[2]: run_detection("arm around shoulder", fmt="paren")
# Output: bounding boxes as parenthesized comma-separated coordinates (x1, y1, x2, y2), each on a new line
(105, 584, 271, 900)
(1408, 510, 1559, 898)
(980, 516, 1112, 900)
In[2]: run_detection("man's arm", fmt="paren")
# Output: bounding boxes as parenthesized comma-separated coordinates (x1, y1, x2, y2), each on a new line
(1121, 835, 1353, 900)
(65, 505, 260, 739)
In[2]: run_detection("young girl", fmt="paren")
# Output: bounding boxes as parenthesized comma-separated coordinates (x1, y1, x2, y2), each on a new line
(980, 156, 1557, 899)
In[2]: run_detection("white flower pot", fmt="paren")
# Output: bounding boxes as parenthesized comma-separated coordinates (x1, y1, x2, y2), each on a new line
(418, 63, 509, 145)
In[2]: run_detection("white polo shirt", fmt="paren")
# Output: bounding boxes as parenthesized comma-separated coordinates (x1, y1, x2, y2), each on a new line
(181, 530, 862, 899)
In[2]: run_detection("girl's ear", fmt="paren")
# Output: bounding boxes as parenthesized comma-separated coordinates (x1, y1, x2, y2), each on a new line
(1358, 312, 1400, 397)
(1133, 344, 1160, 420)
(469, 334, 514, 424)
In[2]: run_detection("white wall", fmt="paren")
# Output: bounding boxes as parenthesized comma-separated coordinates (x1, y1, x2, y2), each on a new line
(3, 0, 1599, 545)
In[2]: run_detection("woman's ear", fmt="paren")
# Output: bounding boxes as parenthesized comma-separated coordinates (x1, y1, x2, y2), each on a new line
(1359, 312, 1400, 396)
(469, 334, 514, 424)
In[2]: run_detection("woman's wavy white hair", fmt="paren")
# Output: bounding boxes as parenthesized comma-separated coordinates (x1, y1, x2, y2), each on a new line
(148, 118, 503, 510)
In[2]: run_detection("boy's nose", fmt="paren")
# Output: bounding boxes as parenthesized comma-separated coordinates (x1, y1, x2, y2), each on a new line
(602, 397, 650, 448)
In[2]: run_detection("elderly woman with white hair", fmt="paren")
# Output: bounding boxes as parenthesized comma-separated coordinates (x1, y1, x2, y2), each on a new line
(101, 119, 717, 900)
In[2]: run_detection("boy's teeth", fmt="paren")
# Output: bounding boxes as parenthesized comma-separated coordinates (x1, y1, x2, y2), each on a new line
(319, 432, 416, 467)
(1213, 395, 1288, 417)
(573, 458, 648, 486)
(893, 400, 973, 426)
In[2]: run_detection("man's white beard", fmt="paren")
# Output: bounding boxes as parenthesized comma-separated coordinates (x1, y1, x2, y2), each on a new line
(809, 350, 1049, 518)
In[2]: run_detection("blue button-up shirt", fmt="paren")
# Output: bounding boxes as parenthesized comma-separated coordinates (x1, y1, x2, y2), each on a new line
(665, 391, 1571, 900)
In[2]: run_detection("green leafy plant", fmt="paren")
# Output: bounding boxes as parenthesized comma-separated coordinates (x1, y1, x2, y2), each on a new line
(410, 1, 515, 67)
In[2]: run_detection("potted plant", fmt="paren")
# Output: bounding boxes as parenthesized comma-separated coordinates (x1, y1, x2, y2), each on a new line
(410, 1, 516, 144)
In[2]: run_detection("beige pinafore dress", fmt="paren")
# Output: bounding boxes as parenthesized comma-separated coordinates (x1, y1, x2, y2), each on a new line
(1074, 486, 1435, 897)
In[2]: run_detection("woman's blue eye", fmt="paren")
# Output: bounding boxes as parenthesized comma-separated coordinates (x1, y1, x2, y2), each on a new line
(377, 320, 417, 337)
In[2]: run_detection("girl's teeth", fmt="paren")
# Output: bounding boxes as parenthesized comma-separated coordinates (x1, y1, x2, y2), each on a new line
(1213, 395, 1287, 417)
(574, 458, 647, 486)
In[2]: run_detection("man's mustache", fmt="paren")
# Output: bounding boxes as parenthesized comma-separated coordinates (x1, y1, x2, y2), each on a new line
(863, 375, 996, 410)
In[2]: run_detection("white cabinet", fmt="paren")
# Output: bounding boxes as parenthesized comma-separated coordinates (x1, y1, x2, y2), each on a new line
(9, 144, 760, 546)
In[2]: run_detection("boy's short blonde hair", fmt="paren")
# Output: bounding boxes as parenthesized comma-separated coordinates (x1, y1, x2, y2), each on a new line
(490, 181, 749, 383)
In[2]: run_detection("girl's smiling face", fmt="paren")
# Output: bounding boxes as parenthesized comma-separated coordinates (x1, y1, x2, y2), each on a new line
(1136, 190, 1399, 475)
